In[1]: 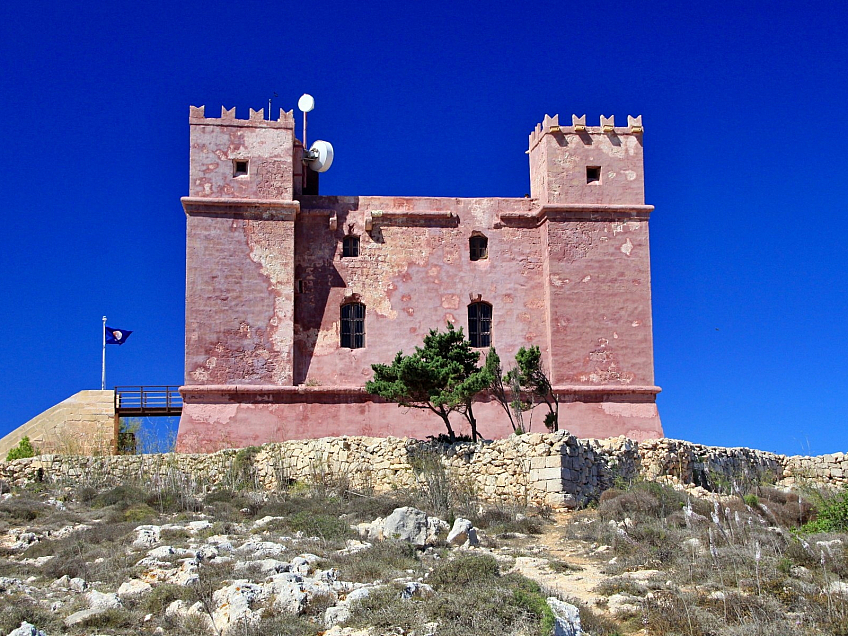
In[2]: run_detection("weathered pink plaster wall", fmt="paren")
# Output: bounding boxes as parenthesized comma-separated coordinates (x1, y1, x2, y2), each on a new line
(292, 196, 545, 386)
(177, 106, 662, 452)
(178, 388, 661, 452)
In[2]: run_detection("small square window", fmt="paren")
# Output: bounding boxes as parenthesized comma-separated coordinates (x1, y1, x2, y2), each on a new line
(586, 166, 601, 184)
(234, 160, 249, 177)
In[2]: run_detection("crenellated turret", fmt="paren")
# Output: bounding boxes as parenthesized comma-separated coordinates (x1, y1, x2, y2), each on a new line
(187, 105, 298, 201)
(528, 113, 645, 205)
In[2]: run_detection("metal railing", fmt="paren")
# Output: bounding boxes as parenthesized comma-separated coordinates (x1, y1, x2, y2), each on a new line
(114, 386, 183, 416)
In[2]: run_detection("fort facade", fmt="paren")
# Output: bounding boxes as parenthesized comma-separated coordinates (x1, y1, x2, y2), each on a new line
(176, 105, 662, 452)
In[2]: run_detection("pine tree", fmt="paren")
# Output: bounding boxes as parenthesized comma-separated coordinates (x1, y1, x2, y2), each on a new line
(367, 323, 493, 442)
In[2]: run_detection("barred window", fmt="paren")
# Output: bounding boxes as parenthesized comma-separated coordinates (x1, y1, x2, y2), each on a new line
(343, 235, 360, 258)
(469, 235, 488, 261)
(468, 302, 492, 348)
(341, 302, 365, 349)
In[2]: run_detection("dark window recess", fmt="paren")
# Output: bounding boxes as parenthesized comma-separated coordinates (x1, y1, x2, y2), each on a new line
(343, 235, 360, 258)
(341, 302, 365, 349)
(234, 160, 249, 177)
(296, 280, 304, 294)
(469, 235, 488, 261)
(468, 302, 492, 348)
(586, 166, 601, 183)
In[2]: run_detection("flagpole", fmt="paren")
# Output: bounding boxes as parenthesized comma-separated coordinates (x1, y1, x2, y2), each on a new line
(101, 316, 106, 391)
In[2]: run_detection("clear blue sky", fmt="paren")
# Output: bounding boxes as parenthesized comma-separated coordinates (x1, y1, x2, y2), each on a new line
(1, 1, 846, 456)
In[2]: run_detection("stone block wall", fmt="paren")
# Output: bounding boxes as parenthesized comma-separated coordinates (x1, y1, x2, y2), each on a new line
(2, 433, 846, 509)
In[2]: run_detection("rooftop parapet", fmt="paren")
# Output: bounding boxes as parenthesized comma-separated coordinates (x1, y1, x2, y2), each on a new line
(528, 114, 643, 151)
(189, 105, 295, 129)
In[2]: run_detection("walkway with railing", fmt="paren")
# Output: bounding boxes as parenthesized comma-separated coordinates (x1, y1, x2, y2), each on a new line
(114, 386, 182, 416)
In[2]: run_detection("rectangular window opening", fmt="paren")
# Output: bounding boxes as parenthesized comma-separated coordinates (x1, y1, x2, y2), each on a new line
(341, 303, 365, 349)
(343, 236, 360, 258)
(468, 302, 492, 348)
(586, 166, 601, 184)
(234, 160, 249, 177)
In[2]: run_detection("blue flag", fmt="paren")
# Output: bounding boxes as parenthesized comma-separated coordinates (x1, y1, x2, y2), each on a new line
(105, 326, 132, 345)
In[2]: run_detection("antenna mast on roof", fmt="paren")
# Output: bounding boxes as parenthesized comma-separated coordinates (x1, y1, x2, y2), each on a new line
(298, 93, 314, 149)
(297, 94, 334, 181)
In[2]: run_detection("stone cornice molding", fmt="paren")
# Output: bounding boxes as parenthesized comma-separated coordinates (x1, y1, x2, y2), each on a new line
(181, 197, 299, 220)
(499, 203, 654, 226)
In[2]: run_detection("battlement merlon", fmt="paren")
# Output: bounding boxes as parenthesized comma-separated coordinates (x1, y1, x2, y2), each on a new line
(189, 105, 295, 129)
(528, 114, 643, 151)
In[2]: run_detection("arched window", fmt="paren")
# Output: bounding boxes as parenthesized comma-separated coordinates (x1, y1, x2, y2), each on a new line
(340, 302, 365, 349)
(469, 235, 488, 261)
(467, 302, 492, 348)
(342, 235, 360, 258)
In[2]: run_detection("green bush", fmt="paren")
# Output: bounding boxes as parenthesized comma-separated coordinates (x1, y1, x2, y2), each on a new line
(0, 596, 63, 634)
(330, 540, 421, 582)
(428, 554, 500, 588)
(802, 485, 848, 533)
(288, 510, 352, 541)
(6, 437, 37, 461)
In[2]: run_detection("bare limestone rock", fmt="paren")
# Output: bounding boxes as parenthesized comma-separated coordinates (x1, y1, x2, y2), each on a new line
(325, 586, 372, 627)
(446, 518, 479, 547)
(547, 597, 583, 636)
(211, 580, 266, 634)
(382, 507, 430, 547)
(6, 622, 47, 636)
(133, 525, 161, 548)
(85, 590, 122, 611)
(117, 578, 152, 598)
(267, 573, 307, 614)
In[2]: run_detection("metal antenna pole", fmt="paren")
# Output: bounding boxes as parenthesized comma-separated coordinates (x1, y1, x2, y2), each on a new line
(101, 316, 107, 391)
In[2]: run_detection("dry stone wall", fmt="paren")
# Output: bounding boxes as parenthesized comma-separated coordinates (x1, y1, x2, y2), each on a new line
(0, 432, 846, 508)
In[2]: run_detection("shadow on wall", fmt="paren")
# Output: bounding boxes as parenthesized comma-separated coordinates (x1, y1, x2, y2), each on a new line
(292, 198, 356, 384)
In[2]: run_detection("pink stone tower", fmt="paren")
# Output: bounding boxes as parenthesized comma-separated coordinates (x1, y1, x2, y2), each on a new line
(177, 105, 662, 452)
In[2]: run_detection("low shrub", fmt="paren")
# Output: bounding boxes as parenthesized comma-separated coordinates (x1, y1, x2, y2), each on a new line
(230, 614, 320, 636)
(347, 570, 554, 636)
(473, 507, 543, 535)
(330, 540, 421, 583)
(288, 510, 352, 541)
(0, 495, 50, 521)
(548, 559, 584, 573)
(141, 583, 195, 615)
(0, 596, 63, 634)
(802, 485, 848, 533)
(563, 597, 623, 636)
(70, 607, 140, 629)
(6, 437, 37, 461)
(93, 484, 148, 509)
(428, 553, 500, 588)
(595, 577, 645, 597)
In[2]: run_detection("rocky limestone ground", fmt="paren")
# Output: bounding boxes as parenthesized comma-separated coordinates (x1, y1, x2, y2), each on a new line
(1, 466, 848, 635)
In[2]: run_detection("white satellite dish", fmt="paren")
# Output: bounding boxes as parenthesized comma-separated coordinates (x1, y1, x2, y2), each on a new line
(297, 94, 315, 112)
(307, 140, 334, 172)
